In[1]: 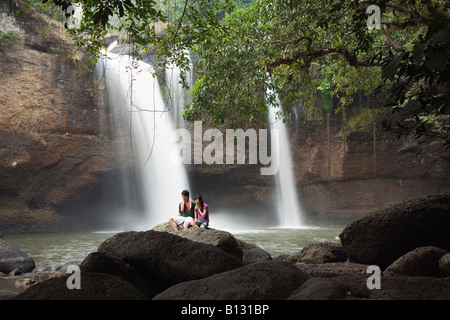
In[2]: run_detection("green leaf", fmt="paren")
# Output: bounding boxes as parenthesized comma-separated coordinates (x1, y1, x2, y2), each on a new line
(413, 44, 425, 62)
(425, 48, 448, 71)
(430, 29, 450, 45)
(426, 17, 450, 40)
(382, 54, 402, 80)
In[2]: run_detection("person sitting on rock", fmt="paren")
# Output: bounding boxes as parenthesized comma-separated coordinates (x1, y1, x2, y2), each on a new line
(193, 194, 209, 229)
(169, 190, 195, 231)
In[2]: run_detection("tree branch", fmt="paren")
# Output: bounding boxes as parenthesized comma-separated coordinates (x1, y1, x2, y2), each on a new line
(386, 3, 428, 24)
(173, 0, 189, 44)
(383, 24, 408, 52)
(267, 48, 339, 68)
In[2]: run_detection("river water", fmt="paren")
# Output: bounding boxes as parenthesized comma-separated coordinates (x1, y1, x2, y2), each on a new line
(3, 225, 344, 268)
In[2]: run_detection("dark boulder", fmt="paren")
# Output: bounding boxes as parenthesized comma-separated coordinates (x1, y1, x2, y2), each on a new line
(152, 222, 183, 232)
(0, 290, 18, 300)
(176, 227, 244, 261)
(154, 260, 309, 300)
(285, 242, 347, 264)
(13, 272, 148, 300)
(152, 223, 271, 265)
(368, 275, 450, 300)
(288, 274, 450, 300)
(339, 192, 450, 269)
(80, 251, 159, 298)
(439, 253, 450, 277)
(294, 261, 369, 278)
(383, 246, 447, 277)
(98, 230, 242, 291)
(287, 275, 371, 300)
(237, 239, 272, 265)
(0, 239, 35, 273)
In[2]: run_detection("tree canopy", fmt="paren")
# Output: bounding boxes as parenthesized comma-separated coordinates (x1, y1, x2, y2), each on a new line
(39, 0, 450, 145)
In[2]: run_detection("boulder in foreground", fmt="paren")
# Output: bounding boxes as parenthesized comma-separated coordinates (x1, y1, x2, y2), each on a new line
(13, 272, 148, 300)
(154, 260, 309, 300)
(383, 246, 447, 277)
(440, 253, 450, 277)
(98, 230, 243, 291)
(288, 274, 450, 300)
(285, 242, 347, 264)
(0, 239, 35, 274)
(176, 227, 244, 261)
(80, 251, 159, 298)
(339, 192, 450, 269)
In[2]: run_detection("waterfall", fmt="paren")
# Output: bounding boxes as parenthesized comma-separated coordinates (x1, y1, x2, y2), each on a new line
(163, 53, 193, 129)
(268, 95, 304, 228)
(98, 43, 190, 230)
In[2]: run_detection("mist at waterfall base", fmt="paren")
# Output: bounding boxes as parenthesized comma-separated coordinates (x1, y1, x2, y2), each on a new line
(93, 43, 308, 232)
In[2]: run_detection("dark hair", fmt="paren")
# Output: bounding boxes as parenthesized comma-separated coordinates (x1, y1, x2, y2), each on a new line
(194, 195, 204, 208)
(181, 190, 189, 197)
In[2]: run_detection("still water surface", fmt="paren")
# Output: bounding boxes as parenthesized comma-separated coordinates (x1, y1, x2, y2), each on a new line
(3, 226, 344, 267)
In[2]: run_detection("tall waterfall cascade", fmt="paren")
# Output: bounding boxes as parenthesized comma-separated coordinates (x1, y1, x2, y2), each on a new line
(97, 42, 190, 229)
(163, 53, 193, 129)
(268, 95, 305, 228)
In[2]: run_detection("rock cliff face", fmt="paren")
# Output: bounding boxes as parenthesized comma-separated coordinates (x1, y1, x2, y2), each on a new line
(0, 1, 125, 234)
(291, 116, 450, 223)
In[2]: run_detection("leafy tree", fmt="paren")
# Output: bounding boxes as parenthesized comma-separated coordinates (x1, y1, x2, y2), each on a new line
(40, 0, 450, 144)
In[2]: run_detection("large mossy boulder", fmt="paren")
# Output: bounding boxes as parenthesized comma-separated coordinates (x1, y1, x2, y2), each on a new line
(0, 239, 35, 273)
(339, 192, 450, 269)
(97, 230, 243, 292)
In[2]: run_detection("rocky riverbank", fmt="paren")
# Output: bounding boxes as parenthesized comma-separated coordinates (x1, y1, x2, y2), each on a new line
(0, 191, 449, 300)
